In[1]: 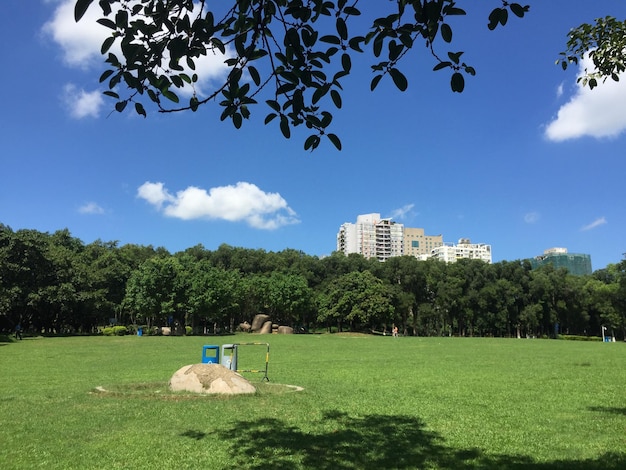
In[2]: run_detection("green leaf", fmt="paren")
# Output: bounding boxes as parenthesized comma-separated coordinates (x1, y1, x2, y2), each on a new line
(433, 61, 452, 72)
(441, 24, 452, 43)
(115, 101, 127, 112)
(264, 113, 277, 124)
(97, 18, 117, 30)
(344, 6, 361, 16)
(487, 8, 500, 30)
(74, 0, 94, 22)
(341, 53, 351, 73)
(232, 112, 243, 129)
(135, 102, 146, 117)
(312, 83, 330, 104)
(304, 134, 320, 151)
(447, 51, 464, 64)
(190, 96, 199, 112)
(499, 8, 508, 26)
(266, 100, 281, 113)
(331, 89, 342, 109)
(248, 66, 261, 86)
(510, 3, 528, 18)
(336, 17, 348, 41)
(103, 90, 119, 99)
(388, 41, 403, 61)
(279, 115, 291, 139)
(370, 74, 383, 91)
(161, 89, 179, 103)
(451, 72, 465, 92)
(101, 36, 115, 54)
(99, 69, 114, 83)
(320, 35, 341, 45)
(327, 133, 342, 151)
(389, 68, 408, 91)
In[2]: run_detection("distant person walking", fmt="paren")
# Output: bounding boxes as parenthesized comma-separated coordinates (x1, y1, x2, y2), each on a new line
(392, 325, 399, 338)
(15, 323, 23, 340)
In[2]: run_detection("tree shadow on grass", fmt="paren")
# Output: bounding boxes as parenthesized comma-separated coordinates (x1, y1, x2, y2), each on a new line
(221, 411, 625, 469)
(587, 406, 626, 416)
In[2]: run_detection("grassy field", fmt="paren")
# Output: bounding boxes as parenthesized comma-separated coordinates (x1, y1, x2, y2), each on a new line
(0, 333, 624, 469)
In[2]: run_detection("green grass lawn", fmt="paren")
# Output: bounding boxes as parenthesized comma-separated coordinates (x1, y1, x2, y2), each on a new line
(1, 334, 624, 469)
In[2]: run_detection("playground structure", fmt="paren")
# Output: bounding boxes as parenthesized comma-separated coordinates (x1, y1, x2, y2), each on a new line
(202, 342, 270, 381)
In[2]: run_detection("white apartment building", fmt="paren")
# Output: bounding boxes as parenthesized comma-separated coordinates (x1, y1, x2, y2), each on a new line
(430, 238, 492, 264)
(337, 213, 404, 261)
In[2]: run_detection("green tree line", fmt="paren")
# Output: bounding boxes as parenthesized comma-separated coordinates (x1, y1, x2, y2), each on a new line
(1, 224, 624, 339)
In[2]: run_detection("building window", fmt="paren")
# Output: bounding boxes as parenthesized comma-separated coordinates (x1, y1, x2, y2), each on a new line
(412, 240, 419, 248)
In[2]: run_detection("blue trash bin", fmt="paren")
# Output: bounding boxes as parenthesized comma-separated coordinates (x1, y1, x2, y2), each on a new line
(202, 345, 220, 364)
(137, 328, 143, 336)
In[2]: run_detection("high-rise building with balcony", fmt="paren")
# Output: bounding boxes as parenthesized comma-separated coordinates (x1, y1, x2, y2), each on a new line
(337, 213, 404, 261)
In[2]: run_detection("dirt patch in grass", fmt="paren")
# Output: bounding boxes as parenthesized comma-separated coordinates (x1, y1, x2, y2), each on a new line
(91, 381, 303, 400)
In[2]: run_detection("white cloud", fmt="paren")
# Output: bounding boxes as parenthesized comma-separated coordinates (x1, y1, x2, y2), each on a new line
(63, 83, 104, 118)
(43, 0, 231, 97)
(389, 204, 415, 220)
(545, 56, 626, 141)
(555, 82, 564, 99)
(78, 202, 105, 214)
(524, 212, 540, 224)
(42, 0, 110, 69)
(136, 182, 174, 209)
(137, 181, 299, 230)
(581, 216, 607, 231)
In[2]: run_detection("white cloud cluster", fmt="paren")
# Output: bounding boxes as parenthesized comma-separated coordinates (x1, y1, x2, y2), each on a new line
(581, 216, 607, 231)
(545, 56, 626, 141)
(42, 0, 109, 69)
(137, 181, 300, 230)
(524, 212, 540, 224)
(388, 204, 415, 220)
(42, 0, 232, 118)
(78, 202, 105, 214)
(63, 83, 104, 118)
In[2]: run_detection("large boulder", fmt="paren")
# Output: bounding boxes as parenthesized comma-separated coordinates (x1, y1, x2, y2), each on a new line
(251, 314, 270, 332)
(259, 320, 273, 334)
(169, 364, 256, 395)
(277, 326, 294, 334)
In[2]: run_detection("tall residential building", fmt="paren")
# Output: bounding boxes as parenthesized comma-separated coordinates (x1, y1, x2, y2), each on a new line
(337, 213, 404, 261)
(404, 227, 444, 258)
(528, 248, 592, 276)
(430, 238, 492, 264)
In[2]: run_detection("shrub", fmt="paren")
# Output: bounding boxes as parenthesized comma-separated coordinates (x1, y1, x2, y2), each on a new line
(185, 326, 192, 336)
(558, 334, 602, 342)
(112, 326, 127, 336)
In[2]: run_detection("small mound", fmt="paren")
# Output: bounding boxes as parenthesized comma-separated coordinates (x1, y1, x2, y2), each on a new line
(169, 364, 256, 395)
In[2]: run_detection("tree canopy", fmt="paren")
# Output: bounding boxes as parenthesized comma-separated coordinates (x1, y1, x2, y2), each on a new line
(2, 224, 626, 340)
(74, 0, 532, 150)
(558, 15, 626, 90)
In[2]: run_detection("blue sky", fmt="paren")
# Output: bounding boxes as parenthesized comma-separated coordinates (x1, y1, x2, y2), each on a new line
(1, 1, 625, 270)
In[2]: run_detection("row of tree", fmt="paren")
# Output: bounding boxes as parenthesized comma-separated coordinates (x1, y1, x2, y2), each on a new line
(1, 224, 624, 339)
